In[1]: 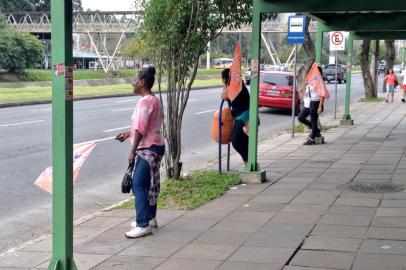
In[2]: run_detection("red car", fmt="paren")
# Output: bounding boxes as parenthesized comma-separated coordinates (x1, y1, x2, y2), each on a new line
(258, 71, 301, 115)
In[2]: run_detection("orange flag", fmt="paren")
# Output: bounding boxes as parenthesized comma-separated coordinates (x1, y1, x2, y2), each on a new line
(305, 64, 331, 99)
(35, 142, 96, 194)
(227, 42, 242, 102)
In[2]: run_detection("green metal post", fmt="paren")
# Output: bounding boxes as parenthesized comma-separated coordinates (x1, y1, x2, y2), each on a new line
(315, 22, 324, 64)
(48, 0, 77, 269)
(342, 32, 354, 121)
(245, 0, 261, 172)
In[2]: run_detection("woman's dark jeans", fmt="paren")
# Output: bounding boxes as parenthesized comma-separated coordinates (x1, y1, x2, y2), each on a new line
(231, 120, 248, 162)
(298, 101, 320, 140)
(132, 145, 165, 228)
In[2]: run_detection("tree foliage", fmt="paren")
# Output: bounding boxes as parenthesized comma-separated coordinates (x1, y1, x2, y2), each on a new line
(0, 15, 44, 72)
(124, 37, 152, 61)
(139, 0, 253, 179)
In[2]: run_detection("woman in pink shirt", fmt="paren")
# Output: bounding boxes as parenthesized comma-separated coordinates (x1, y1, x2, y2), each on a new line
(116, 65, 165, 238)
(384, 68, 398, 103)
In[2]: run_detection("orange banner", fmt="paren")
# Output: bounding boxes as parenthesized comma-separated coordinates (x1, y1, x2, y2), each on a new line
(35, 142, 96, 194)
(227, 42, 242, 102)
(305, 64, 330, 99)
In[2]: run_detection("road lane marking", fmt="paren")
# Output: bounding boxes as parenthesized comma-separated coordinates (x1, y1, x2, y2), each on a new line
(76, 136, 116, 145)
(103, 125, 131, 132)
(115, 99, 137, 103)
(112, 108, 134, 112)
(0, 120, 45, 127)
(194, 109, 215, 115)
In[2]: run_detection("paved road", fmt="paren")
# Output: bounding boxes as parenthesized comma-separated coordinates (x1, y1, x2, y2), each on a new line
(0, 74, 367, 252)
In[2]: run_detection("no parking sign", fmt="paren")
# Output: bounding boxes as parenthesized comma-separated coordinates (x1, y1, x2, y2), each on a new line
(330, 31, 346, 51)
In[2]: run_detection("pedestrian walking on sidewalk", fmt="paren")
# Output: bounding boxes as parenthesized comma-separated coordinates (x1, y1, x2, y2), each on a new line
(115, 65, 165, 238)
(401, 67, 406, 103)
(298, 65, 328, 145)
(221, 68, 250, 164)
(384, 68, 398, 103)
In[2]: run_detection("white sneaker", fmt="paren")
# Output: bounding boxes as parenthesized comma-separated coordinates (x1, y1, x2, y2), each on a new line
(130, 218, 158, 229)
(125, 226, 152, 238)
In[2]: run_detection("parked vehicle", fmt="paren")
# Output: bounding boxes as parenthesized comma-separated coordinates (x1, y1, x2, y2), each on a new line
(258, 71, 301, 115)
(378, 63, 386, 74)
(322, 64, 347, 83)
(212, 58, 233, 69)
(393, 64, 402, 73)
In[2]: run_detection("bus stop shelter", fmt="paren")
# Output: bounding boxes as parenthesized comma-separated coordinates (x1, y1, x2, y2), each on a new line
(48, 0, 405, 269)
(245, 0, 406, 175)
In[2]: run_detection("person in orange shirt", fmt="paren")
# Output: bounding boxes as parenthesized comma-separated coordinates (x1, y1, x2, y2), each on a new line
(384, 68, 398, 103)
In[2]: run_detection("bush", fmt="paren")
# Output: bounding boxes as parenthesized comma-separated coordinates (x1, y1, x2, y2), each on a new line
(0, 24, 44, 72)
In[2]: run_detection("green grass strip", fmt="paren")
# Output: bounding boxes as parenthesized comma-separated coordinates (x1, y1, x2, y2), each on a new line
(117, 171, 241, 210)
(0, 79, 222, 104)
(359, 97, 385, 102)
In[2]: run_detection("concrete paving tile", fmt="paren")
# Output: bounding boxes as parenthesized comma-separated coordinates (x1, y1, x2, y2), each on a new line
(182, 209, 230, 220)
(360, 239, 406, 255)
(289, 250, 355, 270)
(299, 189, 341, 197)
(118, 240, 185, 257)
(249, 195, 294, 204)
(383, 192, 406, 200)
(209, 220, 266, 233)
(311, 224, 367, 238)
(154, 258, 221, 270)
(147, 229, 203, 244)
(278, 177, 316, 183)
(244, 232, 304, 248)
(326, 206, 375, 216)
(218, 261, 282, 270)
(372, 216, 406, 227)
(236, 202, 286, 212)
(91, 256, 164, 270)
(307, 183, 338, 190)
(269, 182, 309, 190)
(367, 227, 406, 241)
(173, 244, 238, 260)
(100, 209, 135, 218)
(334, 197, 380, 207)
(351, 254, 406, 270)
(302, 236, 361, 252)
(22, 237, 52, 252)
(339, 191, 383, 199)
(291, 195, 336, 206)
(376, 208, 406, 217)
(193, 231, 252, 246)
(284, 266, 340, 270)
(213, 195, 252, 203)
(320, 214, 372, 226)
(0, 251, 51, 268)
(228, 246, 294, 264)
(271, 212, 321, 224)
(75, 229, 134, 255)
(163, 218, 217, 231)
(261, 188, 302, 196)
(73, 226, 111, 246)
(37, 254, 109, 270)
(381, 199, 406, 208)
(259, 222, 314, 236)
(224, 211, 275, 223)
(78, 216, 129, 228)
(198, 201, 243, 211)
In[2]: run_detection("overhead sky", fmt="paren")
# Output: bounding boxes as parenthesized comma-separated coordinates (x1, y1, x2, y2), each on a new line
(82, 0, 136, 11)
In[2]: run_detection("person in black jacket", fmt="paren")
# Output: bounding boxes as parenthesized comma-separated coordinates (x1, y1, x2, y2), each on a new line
(221, 68, 250, 164)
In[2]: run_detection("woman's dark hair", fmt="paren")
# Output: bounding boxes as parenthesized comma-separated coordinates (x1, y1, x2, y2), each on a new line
(221, 68, 231, 85)
(138, 65, 156, 89)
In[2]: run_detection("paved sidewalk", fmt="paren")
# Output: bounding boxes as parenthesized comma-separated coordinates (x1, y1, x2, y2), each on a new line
(1, 94, 406, 270)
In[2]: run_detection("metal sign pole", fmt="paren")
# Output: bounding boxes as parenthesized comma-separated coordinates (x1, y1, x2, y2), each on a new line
(334, 50, 338, 119)
(291, 44, 298, 137)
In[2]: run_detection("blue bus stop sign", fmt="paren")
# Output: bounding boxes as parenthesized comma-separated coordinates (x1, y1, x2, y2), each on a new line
(287, 15, 306, 44)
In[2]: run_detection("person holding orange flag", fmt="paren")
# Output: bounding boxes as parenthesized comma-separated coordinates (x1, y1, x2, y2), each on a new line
(298, 64, 330, 145)
(220, 42, 250, 164)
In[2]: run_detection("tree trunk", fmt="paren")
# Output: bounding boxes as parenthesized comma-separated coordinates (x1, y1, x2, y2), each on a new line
(297, 16, 315, 89)
(382, 40, 396, 92)
(360, 40, 375, 98)
(371, 40, 379, 97)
